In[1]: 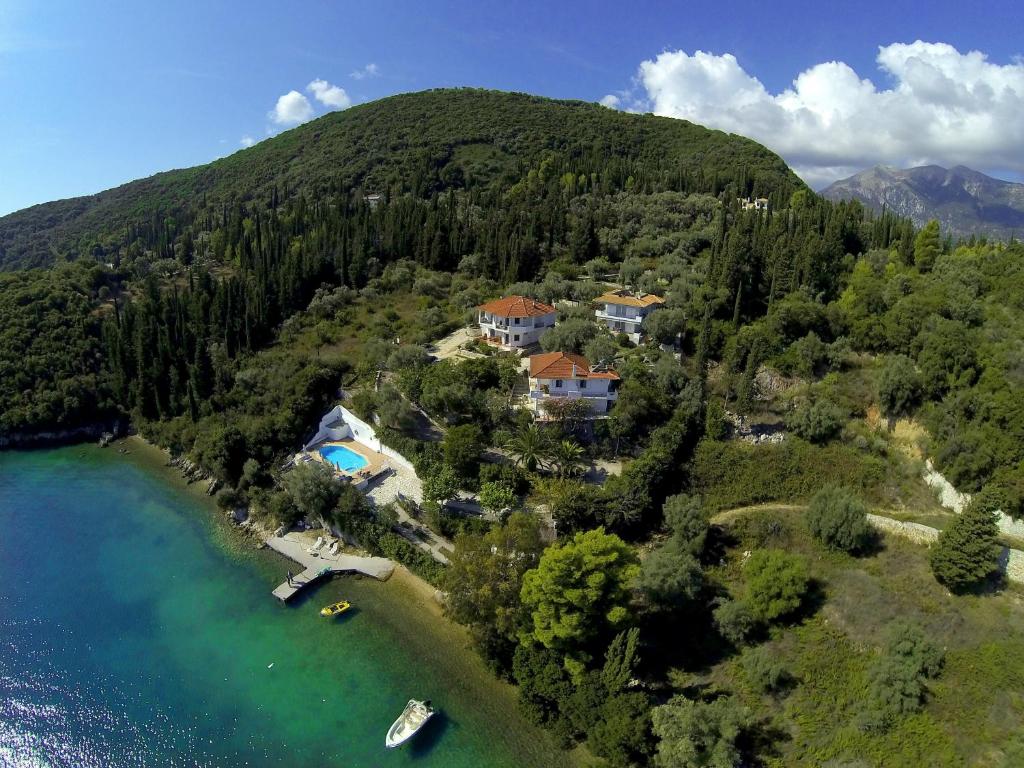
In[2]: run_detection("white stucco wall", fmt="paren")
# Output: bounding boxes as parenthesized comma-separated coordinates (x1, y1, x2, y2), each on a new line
(304, 401, 417, 476)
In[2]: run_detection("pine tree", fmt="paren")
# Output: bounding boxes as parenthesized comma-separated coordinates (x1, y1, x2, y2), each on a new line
(929, 494, 1001, 592)
(913, 220, 942, 272)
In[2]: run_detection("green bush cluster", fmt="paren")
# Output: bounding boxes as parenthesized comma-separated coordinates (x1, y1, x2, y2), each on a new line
(806, 485, 873, 553)
(693, 438, 886, 512)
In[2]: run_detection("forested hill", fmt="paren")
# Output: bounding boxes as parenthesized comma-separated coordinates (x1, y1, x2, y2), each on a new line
(0, 88, 802, 270)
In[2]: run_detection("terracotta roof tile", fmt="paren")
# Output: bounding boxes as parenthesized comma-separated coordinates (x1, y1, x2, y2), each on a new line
(595, 290, 665, 308)
(478, 295, 557, 318)
(529, 352, 619, 380)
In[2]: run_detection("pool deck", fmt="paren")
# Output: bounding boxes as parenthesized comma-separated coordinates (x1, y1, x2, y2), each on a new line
(266, 531, 395, 601)
(308, 438, 390, 483)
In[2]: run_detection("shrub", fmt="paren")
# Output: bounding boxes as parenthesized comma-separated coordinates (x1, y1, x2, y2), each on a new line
(878, 354, 923, 420)
(806, 485, 873, 553)
(860, 619, 943, 730)
(741, 646, 790, 694)
(785, 398, 846, 443)
(693, 438, 886, 512)
(714, 599, 757, 645)
(639, 542, 703, 611)
(743, 549, 810, 623)
(662, 493, 709, 556)
(215, 486, 243, 510)
(422, 465, 461, 504)
(479, 461, 530, 495)
(478, 482, 517, 515)
(443, 423, 485, 480)
(651, 695, 752, 768)
(282, 461, 341, 523)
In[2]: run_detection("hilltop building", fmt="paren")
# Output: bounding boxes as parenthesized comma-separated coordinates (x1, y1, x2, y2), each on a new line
(739, 197, 770, 212)
(594, 289, 665, 344)
(477, 296, 556, 349)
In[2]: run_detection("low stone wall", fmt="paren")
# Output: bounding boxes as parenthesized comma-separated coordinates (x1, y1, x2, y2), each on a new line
(867, 512, 1024, 586)
(924, 459, 1024, 540)
(1001, 548, 1024, 585)
(867, 514, 940, 545)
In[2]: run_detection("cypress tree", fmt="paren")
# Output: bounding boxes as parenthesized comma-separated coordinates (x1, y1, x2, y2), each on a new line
(929, 493, 1001, 593)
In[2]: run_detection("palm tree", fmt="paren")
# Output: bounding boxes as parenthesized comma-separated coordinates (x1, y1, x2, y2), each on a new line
(505, 423, 549, 472)
(549, 439, 586, 479)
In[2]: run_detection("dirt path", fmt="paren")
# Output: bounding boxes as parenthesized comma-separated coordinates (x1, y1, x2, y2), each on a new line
(430, 326, 481, 361)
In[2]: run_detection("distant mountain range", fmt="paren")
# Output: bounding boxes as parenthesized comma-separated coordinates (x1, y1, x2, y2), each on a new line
(821, 165, 1024, 239)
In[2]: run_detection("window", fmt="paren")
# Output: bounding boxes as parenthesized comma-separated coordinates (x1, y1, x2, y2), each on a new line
(514, 317, 521, 325)
(555, 379, 563, 388)
(579, 379, 587, 389)
(514, 334, 520, 341)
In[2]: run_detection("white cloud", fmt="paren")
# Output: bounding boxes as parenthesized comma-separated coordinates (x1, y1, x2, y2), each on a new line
(268, 90, 314, 126)
(240, 135, 256, 148)
(350, 63, 380, 80)
(307, 78, 351, 109)
(599, 93, 620, 109)
(610, 41, 1024, 187)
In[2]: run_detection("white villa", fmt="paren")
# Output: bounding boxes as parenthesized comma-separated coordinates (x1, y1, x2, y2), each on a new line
(739, 197, 770, 212)
(527, 352, 619, 416)
(595, 289, 665, 344)
(477, 295, 557, 349)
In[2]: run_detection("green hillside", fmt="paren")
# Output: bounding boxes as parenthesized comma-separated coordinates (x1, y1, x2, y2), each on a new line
(0, 88, 801, 270)
(2, 85, 1024, 767)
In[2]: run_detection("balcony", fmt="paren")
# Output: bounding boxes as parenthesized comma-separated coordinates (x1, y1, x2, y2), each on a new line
(529, 388, 617, 401)
(595, 308, 643, 324)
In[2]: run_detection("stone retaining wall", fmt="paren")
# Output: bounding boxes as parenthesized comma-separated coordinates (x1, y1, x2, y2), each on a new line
(867, 513, 1024, 585)
(924, 459, 1024, 540)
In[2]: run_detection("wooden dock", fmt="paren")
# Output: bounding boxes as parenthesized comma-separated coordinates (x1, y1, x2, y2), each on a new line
(265, 533, 395, 601)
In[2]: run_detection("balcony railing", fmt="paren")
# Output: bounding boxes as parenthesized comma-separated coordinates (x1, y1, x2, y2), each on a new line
(530, 389, 617, 400)
(596, 309, 643, 322)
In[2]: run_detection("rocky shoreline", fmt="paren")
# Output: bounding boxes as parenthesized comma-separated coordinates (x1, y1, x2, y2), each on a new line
(166, 453, 222, 496)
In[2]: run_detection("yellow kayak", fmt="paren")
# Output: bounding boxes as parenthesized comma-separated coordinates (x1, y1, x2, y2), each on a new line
(320, 600, 352, 617)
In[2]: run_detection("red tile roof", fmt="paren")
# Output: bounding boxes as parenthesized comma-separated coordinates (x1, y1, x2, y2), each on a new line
(478, 295, 557, 318)
(529, 352, 619, 380)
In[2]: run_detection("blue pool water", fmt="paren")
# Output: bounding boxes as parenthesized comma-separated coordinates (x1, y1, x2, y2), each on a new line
(319, 443, 370, 472)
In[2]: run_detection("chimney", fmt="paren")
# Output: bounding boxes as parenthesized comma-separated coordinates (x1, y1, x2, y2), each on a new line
(571, 361, 577, 377)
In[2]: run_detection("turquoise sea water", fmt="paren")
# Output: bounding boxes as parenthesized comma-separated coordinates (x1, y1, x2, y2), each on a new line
(318, 445, 369, 473)
(0, 446, 563, 768)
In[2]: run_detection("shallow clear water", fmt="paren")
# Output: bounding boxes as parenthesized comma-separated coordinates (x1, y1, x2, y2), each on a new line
(318, 444, 369, 473)
(0, 445, 562, 768)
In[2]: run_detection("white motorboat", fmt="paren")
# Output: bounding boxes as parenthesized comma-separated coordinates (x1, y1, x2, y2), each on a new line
(385, 699, 434, 748)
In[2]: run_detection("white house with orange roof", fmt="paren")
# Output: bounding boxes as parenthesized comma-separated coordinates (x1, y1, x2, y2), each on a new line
(477, 295, 557, 349)
(527, 352, 619, 415)
(594, 289, 665, 344)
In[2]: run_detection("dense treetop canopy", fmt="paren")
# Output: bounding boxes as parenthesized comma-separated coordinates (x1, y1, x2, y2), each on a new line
(0, 88, 802, 270)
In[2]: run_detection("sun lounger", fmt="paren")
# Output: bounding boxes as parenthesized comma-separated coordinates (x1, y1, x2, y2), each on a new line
(307, 536, 324, 554)
(329, 540, 340, 556)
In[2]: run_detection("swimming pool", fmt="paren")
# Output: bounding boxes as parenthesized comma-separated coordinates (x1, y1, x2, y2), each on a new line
(318, 444, 370, 473)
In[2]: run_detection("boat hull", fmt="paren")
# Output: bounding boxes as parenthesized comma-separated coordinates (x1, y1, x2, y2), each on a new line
(385, 699, 434, 748)
(320, 600, 351, 617)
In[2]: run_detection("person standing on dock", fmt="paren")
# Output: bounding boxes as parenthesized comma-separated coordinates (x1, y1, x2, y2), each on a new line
(287, 570, 293, 586)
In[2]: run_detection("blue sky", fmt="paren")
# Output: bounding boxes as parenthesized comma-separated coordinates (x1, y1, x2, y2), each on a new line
(1, 0, 1022, 215)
